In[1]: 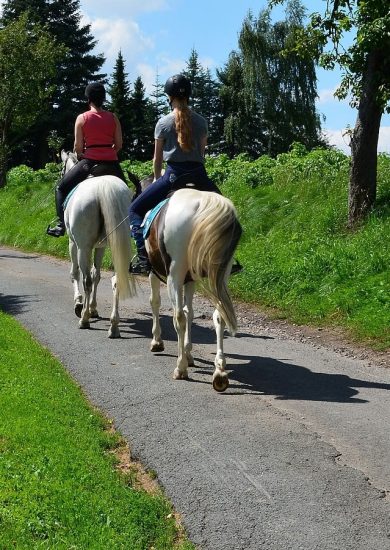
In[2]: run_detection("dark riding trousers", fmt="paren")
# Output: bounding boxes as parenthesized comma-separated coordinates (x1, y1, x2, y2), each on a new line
(128, 161, 221, 231)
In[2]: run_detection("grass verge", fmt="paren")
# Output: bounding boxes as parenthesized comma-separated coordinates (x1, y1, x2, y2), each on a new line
(0, 309, 194, 549)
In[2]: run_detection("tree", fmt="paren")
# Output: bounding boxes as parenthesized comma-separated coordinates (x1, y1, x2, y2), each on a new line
(108, 51, 132, 159)
(0, 14, 63, 186)
(129, 76, 154, 161)
(149, 71, 169, 127)
(270, 0, 390, 226)
(217, 52, 258, 157)
(239, 1, 322, 157)
(183, 49, 207, 114)
(1, 0, 105, 168)
(183, 49, 224, 155)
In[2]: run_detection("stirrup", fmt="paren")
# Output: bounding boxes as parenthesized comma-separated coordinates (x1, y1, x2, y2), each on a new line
(46, 222, 65, 237)
(129, 255, 150, 275)
(230, 260, 243, 276)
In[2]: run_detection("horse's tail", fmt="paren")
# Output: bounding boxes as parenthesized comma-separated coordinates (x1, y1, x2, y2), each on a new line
(187, 193, 242, 335)
(98, 180, 136, 299)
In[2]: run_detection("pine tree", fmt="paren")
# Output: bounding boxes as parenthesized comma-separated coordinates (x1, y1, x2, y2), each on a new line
(129, 76, 154, 161)
(183, 49, 208, 114)
(149, 71, 169, 127)
(183, 49, 224, 155)
(1, 0, 105, 167)
(108, 51, 132, 159)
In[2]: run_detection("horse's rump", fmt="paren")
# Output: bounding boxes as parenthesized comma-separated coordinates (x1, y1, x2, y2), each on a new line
(66, 175, 135, 299)
(147, 188, 241, 333)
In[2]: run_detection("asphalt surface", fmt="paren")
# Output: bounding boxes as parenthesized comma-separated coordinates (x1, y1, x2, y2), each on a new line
(1, 246, 390, 550)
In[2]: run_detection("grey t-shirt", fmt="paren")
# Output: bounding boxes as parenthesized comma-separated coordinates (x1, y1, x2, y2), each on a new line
(154, 110, 208, 163)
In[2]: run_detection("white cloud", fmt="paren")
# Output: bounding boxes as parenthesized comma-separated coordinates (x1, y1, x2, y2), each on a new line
(323, 128, 351, 154)
(324, 126, 390, 155)
(136, 63, 157, 94)
(318, 87, 339, 104)
(84, 16, 154, 65)
(378, 127, 390, 154)
(156, 55, 186, 77)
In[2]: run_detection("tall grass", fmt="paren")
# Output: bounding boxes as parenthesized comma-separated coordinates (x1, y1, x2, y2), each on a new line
(206, 145, 390, 349)
(0, 146, 388, 349)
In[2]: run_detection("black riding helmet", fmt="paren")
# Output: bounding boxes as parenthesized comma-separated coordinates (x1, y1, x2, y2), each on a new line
(164, 74, 192, 99)
(85, 82, 106, 105)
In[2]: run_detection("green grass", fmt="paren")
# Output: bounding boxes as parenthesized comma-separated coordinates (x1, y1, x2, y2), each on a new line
(206, 145, 390, 349)
(0, 147, 389, 350)
(0, 310, 194, 549)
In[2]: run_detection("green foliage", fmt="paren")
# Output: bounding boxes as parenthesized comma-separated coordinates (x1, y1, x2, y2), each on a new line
(183, 49, 224, 154)
(108, 51, 132, 159)
(129, 76, 154, 161)
(0, 149, 389, 349)
(0, 310, 194, 548)
(0, 13, 64, 184)
(1, 0, 106, 168)
(237, 0, 323, 157)
(270, 0, 390, 111)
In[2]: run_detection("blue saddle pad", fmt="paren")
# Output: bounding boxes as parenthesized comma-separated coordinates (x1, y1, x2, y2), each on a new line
(62, 184, 80, 210)
(142, 199, 169, 239)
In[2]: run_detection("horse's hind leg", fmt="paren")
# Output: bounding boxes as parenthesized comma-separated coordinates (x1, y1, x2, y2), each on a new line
(184, 281, 195, 367)
(78, 248, 93, 329)
(212, 309, 229, 392)
(69, 240, 83, 318)
(90, 247, 105, 318)
(150, 272, 164, 352)
(108, 274, 121, 338)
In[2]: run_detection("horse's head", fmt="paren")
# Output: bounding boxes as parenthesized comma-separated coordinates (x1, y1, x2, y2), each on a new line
(60, 150, 78, 176)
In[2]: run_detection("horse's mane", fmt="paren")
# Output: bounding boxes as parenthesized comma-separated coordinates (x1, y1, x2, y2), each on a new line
(68, 152, 78, 164)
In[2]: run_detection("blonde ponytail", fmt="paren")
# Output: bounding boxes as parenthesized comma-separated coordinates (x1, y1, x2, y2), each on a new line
(174, 99, 193, 152)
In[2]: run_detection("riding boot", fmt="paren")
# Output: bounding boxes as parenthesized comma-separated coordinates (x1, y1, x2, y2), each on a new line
(129, 224, 150, 275)
(46, 187, 66, 237)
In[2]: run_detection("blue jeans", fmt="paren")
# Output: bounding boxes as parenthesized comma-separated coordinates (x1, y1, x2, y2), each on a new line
(128, 162, 220, 250)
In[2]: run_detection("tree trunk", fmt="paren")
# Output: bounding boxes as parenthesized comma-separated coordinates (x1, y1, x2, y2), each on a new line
(349, 51, 382, 228)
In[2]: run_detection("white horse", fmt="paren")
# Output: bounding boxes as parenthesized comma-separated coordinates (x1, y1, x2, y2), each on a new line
(143, 182, 242, 392)
(61, 151, 135, 337)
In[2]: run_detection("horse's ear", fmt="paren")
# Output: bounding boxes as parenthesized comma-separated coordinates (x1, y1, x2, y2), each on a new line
(61, 150, 67, 162)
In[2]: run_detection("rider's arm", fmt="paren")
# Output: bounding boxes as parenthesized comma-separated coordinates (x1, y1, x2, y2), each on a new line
(113, 114, 123, 153)
(153, 138, 164, 181)
(74, 115, 84, 158)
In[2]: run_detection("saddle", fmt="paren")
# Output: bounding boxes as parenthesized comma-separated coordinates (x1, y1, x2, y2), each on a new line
(145, 172, 208, 282)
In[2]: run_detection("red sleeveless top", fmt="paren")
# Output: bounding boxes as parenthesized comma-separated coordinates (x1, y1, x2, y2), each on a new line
(82, 110, 118, 161)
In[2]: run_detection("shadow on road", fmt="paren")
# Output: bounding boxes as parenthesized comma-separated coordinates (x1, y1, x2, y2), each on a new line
(219, 353, 390, 403)
(0, 293, 39, 315)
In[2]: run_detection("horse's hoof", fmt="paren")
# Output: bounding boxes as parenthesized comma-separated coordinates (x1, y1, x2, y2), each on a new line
(173, 368, 188, 380)
(212, 373, 229, 392)
(150, 342, 164, 352)
(75, 303, 83, 318)
(90, 311, 99, 319)
(79, 320, 90, 329)
(108, 329, 121, 339)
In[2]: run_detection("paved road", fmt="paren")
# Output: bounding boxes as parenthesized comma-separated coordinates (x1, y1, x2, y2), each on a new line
(1, 247, 390, 550)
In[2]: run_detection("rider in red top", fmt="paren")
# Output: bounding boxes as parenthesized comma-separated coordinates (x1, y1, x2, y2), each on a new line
(47, 82, 125, 237)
